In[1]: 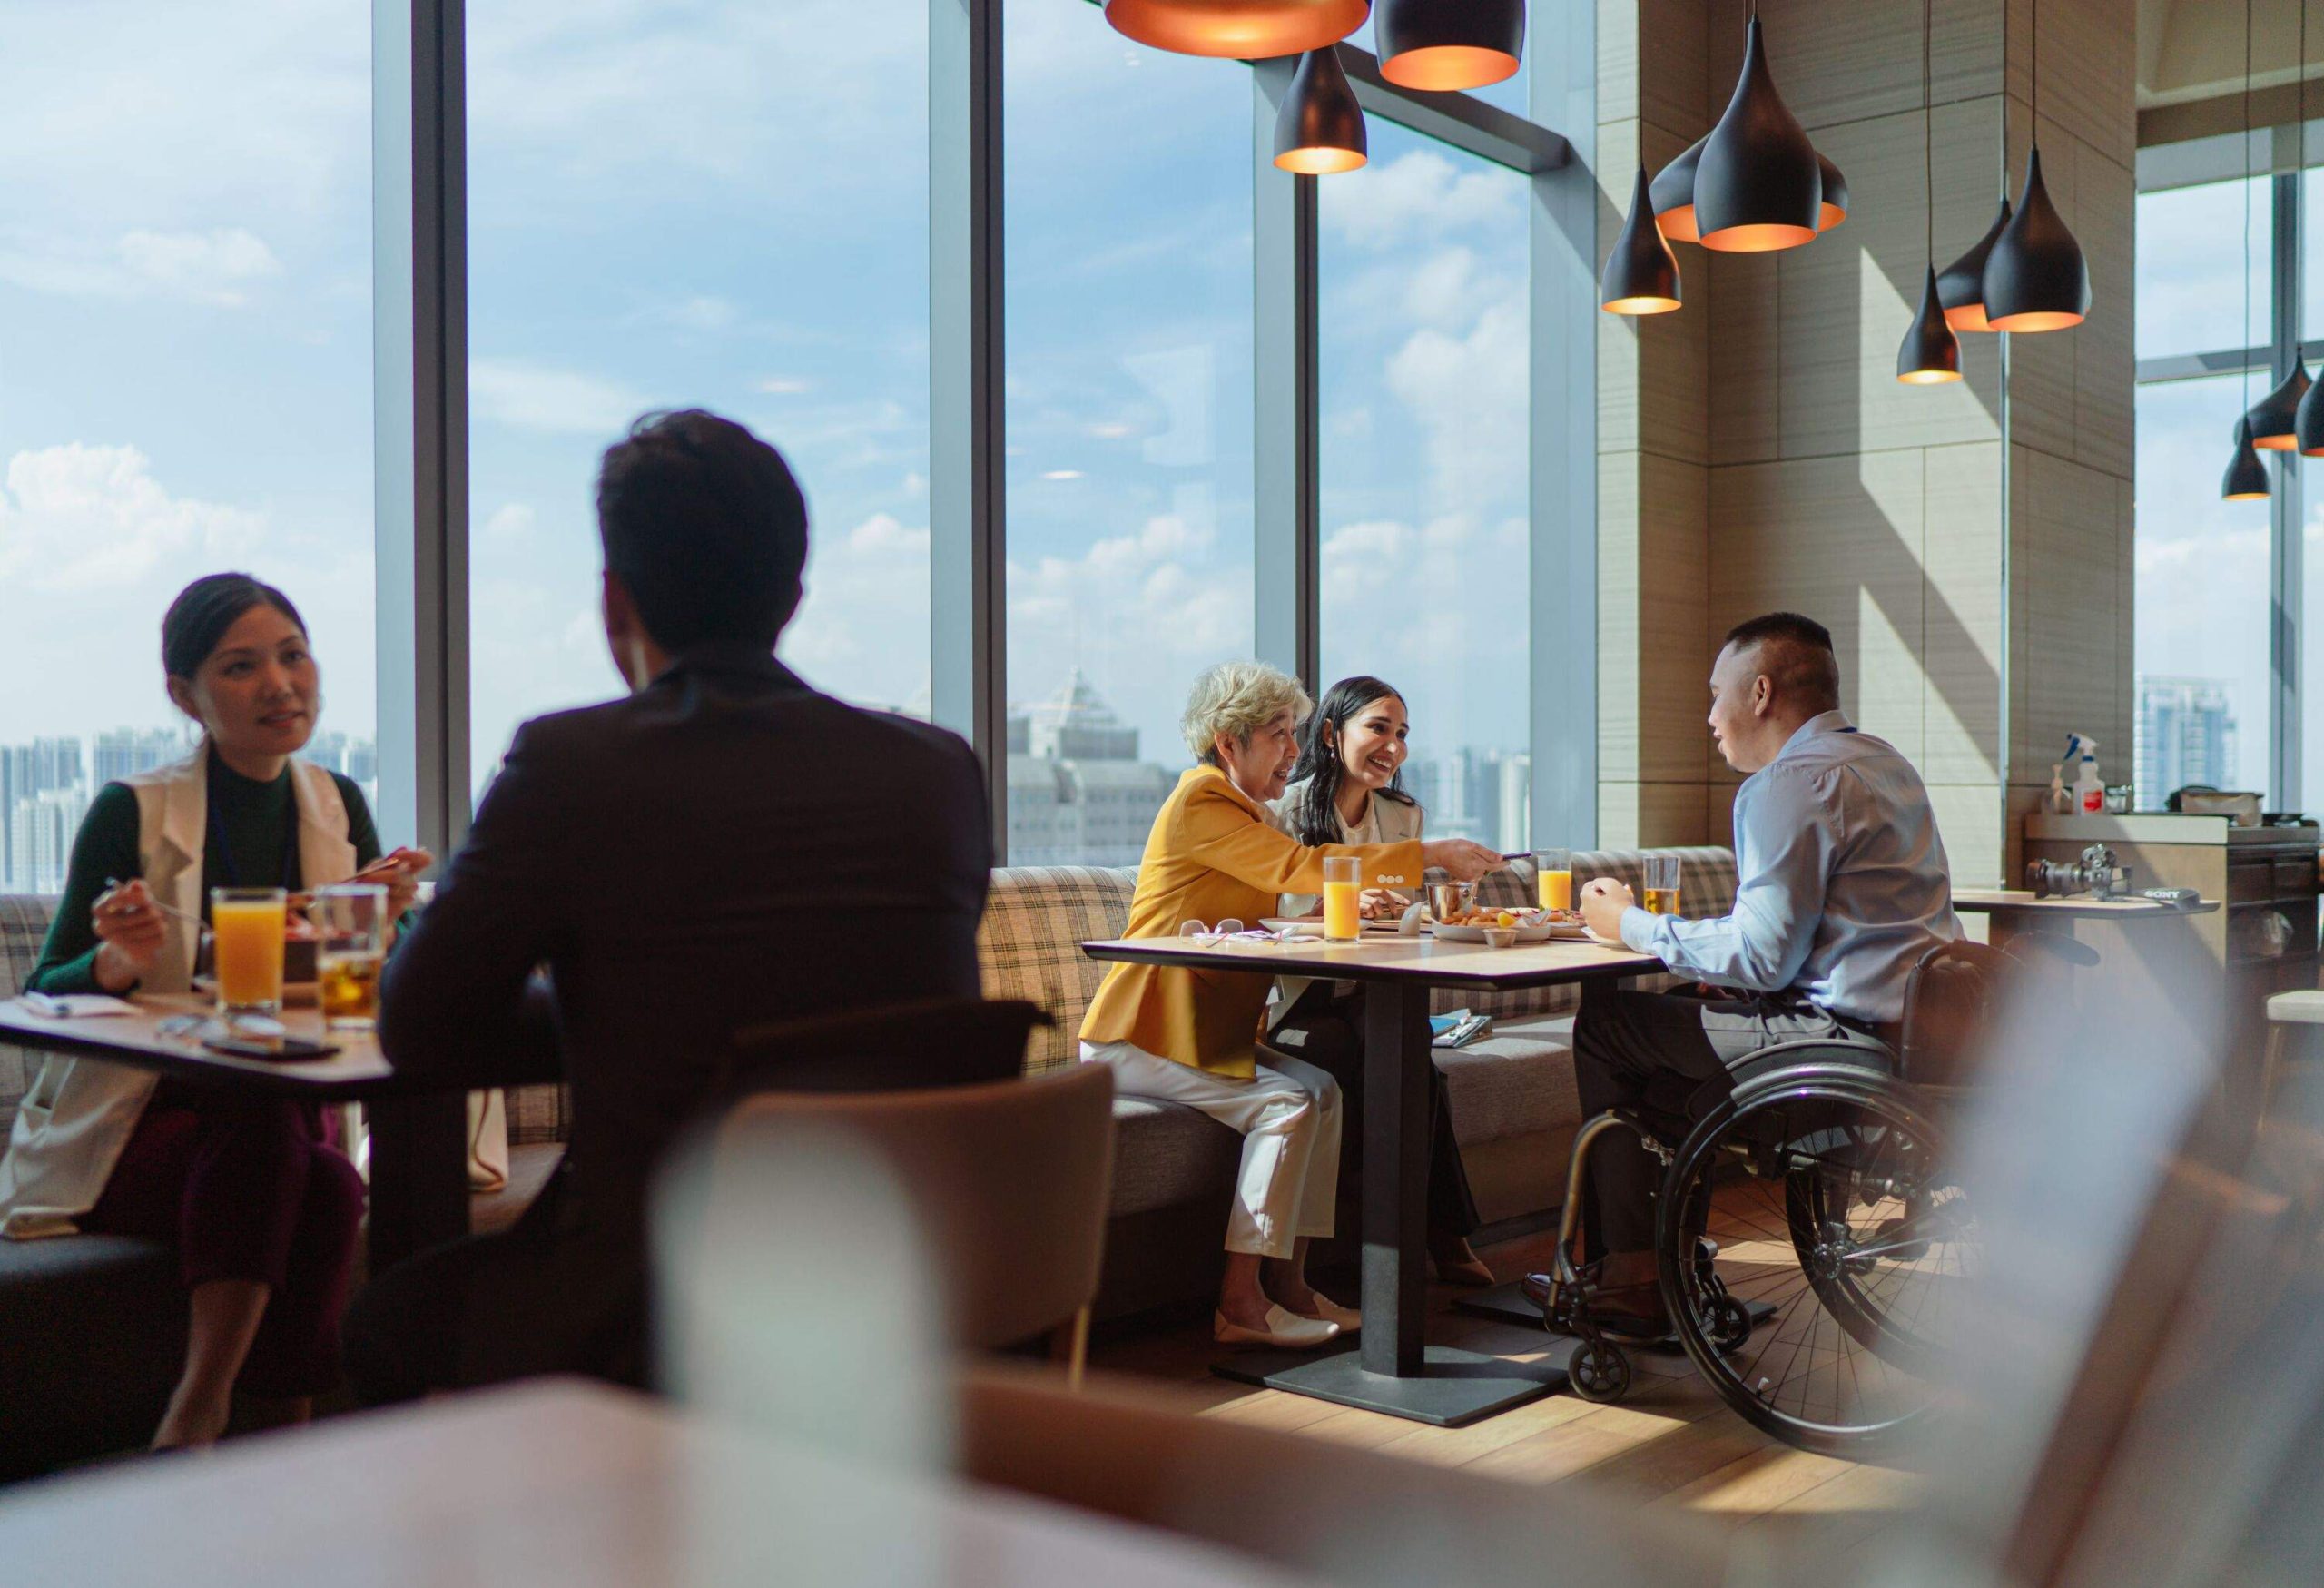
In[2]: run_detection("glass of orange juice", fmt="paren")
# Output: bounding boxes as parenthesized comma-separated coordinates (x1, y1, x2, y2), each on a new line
(1322, 856, 1363, 943)
(1532, 848, 1573, 912)
(210, 887, 288, 1016)
(1643, 855, 1682, 916)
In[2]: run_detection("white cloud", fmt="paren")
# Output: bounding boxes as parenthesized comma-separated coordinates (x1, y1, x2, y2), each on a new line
(780, 511, 931, 705)
(648, 294, 741, 331)
(482, 502, 537, 541)
(0, 443, 265, 593)
(470, 359, 649, 437)
(1322, 150, 1521, 251)
(117, 228, 283, 304)
(756, 376, 813, 395)
(1386, 295, 1528, 522)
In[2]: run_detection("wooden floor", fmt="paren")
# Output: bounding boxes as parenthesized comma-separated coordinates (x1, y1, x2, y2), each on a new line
(1085, 1223, 1926, 1548)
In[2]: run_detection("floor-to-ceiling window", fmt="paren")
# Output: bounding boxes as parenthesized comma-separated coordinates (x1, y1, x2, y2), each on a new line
(0, 0, 375, 890)
(2132, 167, 2277, 808)
(1000, 0, 1256, 866)
(465, 0, 931, 793)
(1317, 122, 1531, 849)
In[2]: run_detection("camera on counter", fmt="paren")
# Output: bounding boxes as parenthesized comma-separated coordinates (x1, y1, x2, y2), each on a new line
(2026, 843, 2132, 902)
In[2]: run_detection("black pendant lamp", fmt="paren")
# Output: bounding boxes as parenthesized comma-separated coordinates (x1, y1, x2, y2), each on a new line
(1693, 6, 1824, 252)
(1275, 46, 1366, 174)
(1651, 133, 1708, 242)
(1818, 153, 1849, 232)
(2226, 419, 2271, 501)
(1898, 1, 1960, 384)
(1375, 0, 1524, 92)
(1601, 164, 1682, 315)
(1938, 197, 2012, 330)
(2226, 3, 2271, 501)
(1982, 0, 2089, 331)
(1105, 0, 1368, 59)
(2258, 0, 2314, 448)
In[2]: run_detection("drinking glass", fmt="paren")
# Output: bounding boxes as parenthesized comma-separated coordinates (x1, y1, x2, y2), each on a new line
(312, 883, 389, 1031)
(1322, 856, 1363, 943)
(1532, 848, 1574, 912)
(1643, 856, 1682, 916)
(210, 887, 288, 1016)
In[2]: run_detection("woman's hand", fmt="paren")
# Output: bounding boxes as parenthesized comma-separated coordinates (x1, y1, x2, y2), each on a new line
(1421, 839, 1502, 883)
(89, 879, 167, 992)
(356, 846, 436, 920)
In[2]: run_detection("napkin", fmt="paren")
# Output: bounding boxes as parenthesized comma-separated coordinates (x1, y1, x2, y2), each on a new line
(15, 993, 138, 1019)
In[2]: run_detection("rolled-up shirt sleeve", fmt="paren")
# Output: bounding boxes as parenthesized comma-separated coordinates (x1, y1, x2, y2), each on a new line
(1619, 766, 1836, 991)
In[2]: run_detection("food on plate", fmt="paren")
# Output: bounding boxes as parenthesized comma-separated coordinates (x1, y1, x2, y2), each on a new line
(1433, 905, 1583, 928)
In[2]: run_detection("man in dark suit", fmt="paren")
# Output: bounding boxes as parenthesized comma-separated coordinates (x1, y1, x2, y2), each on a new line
(345, 409, 992, 1400)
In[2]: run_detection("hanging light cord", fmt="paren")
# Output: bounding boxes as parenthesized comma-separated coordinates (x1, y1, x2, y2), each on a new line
(2246, 0, 2255, 404)
(1924, 0, 1934, 259)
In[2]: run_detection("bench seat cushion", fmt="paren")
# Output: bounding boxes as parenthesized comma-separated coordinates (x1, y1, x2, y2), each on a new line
(0, 1232, 183, 1478)
(1437, 1013, 1579, 1148)
(1107, 1096, 1240, 1219)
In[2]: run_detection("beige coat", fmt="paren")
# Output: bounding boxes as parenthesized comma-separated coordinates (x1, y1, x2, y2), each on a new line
(0, 751, 357, 1238)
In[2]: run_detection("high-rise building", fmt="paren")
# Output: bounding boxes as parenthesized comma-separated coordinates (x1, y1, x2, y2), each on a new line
(1004, 674, 1175, 866)
(7, 785, 88, 896)
(1, 736, 85, 893)
(2135, 677, 2239, 805)
(1494, 752, 1531, 854)
(92, 725, 189, 784)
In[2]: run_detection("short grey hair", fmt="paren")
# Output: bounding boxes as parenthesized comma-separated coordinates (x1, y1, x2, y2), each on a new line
(1180, 661, 1313, 765)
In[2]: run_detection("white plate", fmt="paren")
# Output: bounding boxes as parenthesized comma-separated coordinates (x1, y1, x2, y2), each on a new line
(1431, 918, 1557, 944)
(1258, 918, 1403, 938)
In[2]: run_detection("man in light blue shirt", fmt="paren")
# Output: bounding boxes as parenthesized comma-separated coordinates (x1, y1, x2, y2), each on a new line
(1525, 612, 1960, 1337)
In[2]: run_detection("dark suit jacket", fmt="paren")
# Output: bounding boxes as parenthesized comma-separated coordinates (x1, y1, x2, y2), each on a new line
(377, 643, 990, 1383)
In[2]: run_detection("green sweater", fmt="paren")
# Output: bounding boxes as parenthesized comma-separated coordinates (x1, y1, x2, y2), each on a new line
(28, 752, 382, 995)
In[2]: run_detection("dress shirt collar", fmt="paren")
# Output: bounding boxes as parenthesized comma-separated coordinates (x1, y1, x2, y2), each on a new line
(1775, 709, 1856, 762)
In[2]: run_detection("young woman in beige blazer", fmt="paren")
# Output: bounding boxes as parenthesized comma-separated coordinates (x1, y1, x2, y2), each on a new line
(0, 575, 427, 1447)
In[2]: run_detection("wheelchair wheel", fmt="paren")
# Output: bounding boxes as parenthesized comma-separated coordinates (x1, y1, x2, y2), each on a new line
(1568, 1339, 1631, 1403)
(1657, 1065, 1974, 1460)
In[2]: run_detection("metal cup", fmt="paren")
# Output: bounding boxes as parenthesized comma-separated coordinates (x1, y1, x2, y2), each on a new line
(1428, 881, 1473, 921)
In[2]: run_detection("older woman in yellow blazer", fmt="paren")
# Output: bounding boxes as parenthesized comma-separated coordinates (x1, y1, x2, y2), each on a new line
(1081, 662, 1501, 1350)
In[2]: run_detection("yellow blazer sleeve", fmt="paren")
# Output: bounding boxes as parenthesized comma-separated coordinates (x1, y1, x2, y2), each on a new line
(1173, 778, 1424, 896)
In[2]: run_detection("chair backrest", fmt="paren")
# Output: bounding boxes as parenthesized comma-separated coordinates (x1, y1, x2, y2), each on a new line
(974, 866, 1139, 1073)
(0, 894, 59, 1139)
(723, 997, 1049, 1100)
(1900, 938, 2014, 1089)
(719, 1062, 1115, 1351)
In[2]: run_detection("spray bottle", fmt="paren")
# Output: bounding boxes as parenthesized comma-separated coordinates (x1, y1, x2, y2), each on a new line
(2065, 734, 2105, 815)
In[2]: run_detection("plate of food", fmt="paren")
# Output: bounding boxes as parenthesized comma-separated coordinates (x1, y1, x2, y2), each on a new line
(1428, 907, 1581, 944)
(1260, 917, 1407, 938)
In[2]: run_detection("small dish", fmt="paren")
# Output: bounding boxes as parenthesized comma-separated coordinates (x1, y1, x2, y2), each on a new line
(1480, 927, 1518, 950)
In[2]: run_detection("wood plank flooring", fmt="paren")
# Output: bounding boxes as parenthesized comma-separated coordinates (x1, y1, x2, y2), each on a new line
(1085, 1225, 1926, 1544)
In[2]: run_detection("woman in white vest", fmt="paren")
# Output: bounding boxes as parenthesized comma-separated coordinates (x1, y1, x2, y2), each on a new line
(1266, 675, 1493, 1287)
(0, 574, 428, 1448)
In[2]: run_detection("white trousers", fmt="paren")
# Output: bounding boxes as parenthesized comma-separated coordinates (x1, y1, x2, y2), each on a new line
(1083, 1041, 1341, 1260)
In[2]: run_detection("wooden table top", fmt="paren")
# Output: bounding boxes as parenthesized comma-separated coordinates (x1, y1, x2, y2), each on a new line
(0, 1380, 1321, 1588)
(1082, 931, 1662, 991)
(0, 992, 395, 1097)
(1951, 889, 2221, 920)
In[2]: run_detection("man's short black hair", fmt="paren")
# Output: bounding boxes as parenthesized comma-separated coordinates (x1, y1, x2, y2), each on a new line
(596, 409, 808, 652)
(1721, 611, 1841, 709)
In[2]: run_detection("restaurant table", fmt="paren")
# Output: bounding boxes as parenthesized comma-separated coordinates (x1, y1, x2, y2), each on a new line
(1951, 888, 2222, 921)
(1080, 932, 1662, 1426)
(0, 993, 479, 1270)
(0, 1379, 1322, 1588)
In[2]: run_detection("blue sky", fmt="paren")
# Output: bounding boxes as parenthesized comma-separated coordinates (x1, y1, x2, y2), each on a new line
(1, 0, 1538, 811)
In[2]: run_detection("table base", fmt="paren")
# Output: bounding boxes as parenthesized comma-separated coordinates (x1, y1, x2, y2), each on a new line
(1211, 1343, 1565, 1427)
(1452, 1280, 1778, 1344)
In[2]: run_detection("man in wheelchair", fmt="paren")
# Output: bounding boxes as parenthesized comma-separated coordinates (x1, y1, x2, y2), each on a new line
(1523, 611, 1961, 1342)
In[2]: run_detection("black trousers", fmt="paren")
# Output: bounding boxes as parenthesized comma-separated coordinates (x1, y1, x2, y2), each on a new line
(1571, 983, 1892, 1258)
(343, 1175, 648, 1406)
(1266, 984, 1482, 1241)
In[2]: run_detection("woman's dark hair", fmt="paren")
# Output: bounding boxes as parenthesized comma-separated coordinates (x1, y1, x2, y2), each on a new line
(596, 409, 809, 652)
(162, 573, 307, 681)
(1285, 676, 1409, 846)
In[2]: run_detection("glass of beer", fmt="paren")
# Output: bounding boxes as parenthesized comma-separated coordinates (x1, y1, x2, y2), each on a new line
(1643, 855, 1682, 916)
(312, 883, 389, 1031)
(1322, 856, 1364, 943)
(1533, 848, 1574, 912)
(210, 887, 288, 1017)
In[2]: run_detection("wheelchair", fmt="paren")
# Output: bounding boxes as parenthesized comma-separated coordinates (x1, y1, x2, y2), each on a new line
(1533, 940, 2009, 1460)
